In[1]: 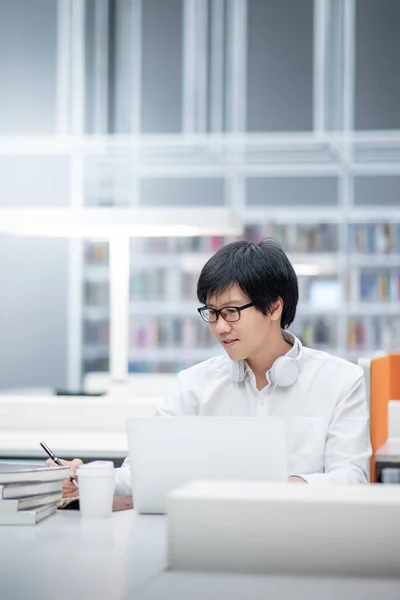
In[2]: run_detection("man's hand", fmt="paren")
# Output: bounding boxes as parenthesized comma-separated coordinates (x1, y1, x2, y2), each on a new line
(288, 476, 307, 483)
(45, 457, 83, 497)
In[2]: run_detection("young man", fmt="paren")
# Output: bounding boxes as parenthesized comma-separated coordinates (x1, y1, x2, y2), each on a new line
(50, 239, 371, 496)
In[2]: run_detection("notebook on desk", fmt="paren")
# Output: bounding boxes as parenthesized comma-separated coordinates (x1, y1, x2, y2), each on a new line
(126, 417, 287, 514)
(0, 463, 69, 485)
(0, 502, 58, 525)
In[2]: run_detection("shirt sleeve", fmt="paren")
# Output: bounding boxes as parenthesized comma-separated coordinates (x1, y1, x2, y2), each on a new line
(114, 456, 133, 496)
(154, 374, 198, 417)
(114, 375, 197, 495)
(293, 368, 372, 484)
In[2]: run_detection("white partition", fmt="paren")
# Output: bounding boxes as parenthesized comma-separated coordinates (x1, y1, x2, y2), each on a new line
(84, 372, 177, 396)
(389, 401, 400, 438)
(0, 395, 159, 432)
(0, 394, 159, 460)
(167, 480, 400, 577)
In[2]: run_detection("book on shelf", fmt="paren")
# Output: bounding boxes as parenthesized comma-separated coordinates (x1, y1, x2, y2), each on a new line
(0, 491, 63, 512)
(85, 320, 109, 344)
(349, 223, 400, 254)
(0, 479, 65, 500)
(358, 272, 400, 302)
(85, 281, 109, 304)
(348, 320, 367, 349)
(130, 268, 167, 300)
(85, 241, 109, 264)
(130, 317, 215, 349)
(84, 225, 341, 265)
(348, 317, 400, 352)
(83, 313, 339, 372)
(244, 223, 338, 252)
(293, 318, 337, 348)
(0, 463, 70, 485)
(0, 502, 58, 526)
(130, 235, 229, 255)
(85, 271, 343, 307)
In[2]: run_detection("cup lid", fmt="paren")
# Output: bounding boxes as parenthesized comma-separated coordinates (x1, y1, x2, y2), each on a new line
(77, 460, 115, 474)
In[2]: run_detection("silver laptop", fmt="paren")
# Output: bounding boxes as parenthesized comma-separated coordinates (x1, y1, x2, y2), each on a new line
(126, 417, 287, 514)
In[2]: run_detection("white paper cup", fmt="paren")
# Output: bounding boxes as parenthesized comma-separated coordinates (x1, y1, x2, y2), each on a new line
(77, 461, 115, 518)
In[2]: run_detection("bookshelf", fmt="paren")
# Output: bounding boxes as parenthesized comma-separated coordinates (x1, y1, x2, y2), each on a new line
(1, 0, 400, 387)
(81, 221, 338, 375)
(79, 209, 400, 376)
(81, 213, 400, 376)
(346, 222, 400, 355)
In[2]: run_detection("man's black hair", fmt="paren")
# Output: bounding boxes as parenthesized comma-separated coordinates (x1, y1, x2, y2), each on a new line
(197, 238, 298, 329)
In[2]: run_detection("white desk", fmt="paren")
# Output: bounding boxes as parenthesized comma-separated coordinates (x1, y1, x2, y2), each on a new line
(0, 431, 127, 460)
(0, 510, 165, 600)
(1, 511, 399, 600)
(376, 439, 400, 464)
(0, 393, 157, 462)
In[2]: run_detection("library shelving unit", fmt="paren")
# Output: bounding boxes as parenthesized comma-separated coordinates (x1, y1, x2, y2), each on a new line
(1, 0, 399, 388)
(82, 216, 341, 375)
(80, 182, 400, 378)
(78, 0, 400, 381)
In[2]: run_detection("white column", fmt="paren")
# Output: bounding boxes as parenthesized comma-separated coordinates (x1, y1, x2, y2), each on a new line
(130, 0, 142, 135)
(225, 0, 247, 133)
(182, 0, 197, 133)
(340, 0, 356, 355)
(182, 0, 211, 134)
(93, 0, 109, 134)
(195, 0, 208, 133)
(56, 0, 71, 135)
(62, 0, 85, 390)
(225, 0, 247, 215)
(70, 0, 86, 136)
(343, 0, 356, 139)
(313, 0, 328, 136)
(130, 0, 142, 206)
(109, 237, 131, 382)
(210, 0, 224, 134)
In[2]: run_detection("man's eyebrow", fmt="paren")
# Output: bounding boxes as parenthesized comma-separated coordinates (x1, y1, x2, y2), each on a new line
(207, 300, 244, 308)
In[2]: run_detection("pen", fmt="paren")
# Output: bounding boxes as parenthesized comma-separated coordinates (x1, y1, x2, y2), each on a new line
(40, 441, 79, 488)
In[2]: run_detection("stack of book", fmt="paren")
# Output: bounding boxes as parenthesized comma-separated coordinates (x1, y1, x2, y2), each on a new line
(0, 463, 69, 525)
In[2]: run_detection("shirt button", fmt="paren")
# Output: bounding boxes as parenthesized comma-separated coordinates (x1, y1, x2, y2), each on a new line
(259, 398, 265, 406)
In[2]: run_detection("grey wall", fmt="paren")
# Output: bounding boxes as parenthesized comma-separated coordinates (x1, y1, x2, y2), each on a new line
(0, 0, 57, 134)
(247, 0, 314, 131)
(141, 0, 183, 133)
(0, 0, 398, 388)
(246, 177, 338, 207)
(355, 0, 400, 130)
(0, 236, 69, 390)
(0, 0, 69, 390)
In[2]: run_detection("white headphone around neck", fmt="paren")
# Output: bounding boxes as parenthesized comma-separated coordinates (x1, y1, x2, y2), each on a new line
(230, 334, 303, 388)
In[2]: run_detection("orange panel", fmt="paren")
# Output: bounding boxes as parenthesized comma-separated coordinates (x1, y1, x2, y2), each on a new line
(370, 355, 400, 482)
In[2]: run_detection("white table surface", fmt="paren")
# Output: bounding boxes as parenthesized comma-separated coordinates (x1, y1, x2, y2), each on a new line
(0, 431, 128, 460)
(0, 510, 165, 600)
(135, 571, 400, 600)
(376, 439, 400, 463)
(1, 510, 399, 600)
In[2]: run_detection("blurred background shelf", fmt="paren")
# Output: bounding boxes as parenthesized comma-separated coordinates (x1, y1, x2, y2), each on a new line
(0, 0, 399, 389)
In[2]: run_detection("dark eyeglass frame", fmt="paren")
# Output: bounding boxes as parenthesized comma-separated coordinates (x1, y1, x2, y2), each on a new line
(197, 302, 255, 323)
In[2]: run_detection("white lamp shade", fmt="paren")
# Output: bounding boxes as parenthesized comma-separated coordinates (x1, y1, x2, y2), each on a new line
(0, 207, 243, 238)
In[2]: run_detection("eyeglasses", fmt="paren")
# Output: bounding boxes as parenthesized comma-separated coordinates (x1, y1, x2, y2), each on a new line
(197, 302, 255, 323)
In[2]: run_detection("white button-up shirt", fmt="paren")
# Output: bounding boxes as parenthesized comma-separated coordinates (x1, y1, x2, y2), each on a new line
(115, 333, 371, 495)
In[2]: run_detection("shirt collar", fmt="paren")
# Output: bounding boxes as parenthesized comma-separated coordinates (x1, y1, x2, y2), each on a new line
(243, 329, 300, 376)
(282, 330, 298, 359)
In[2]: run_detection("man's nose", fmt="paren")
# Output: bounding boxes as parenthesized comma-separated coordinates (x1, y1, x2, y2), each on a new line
(214, 315, 232, 334)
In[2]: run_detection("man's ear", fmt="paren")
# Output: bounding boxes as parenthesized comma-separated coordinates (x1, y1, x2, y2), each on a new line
(269, 298, 283, 322)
